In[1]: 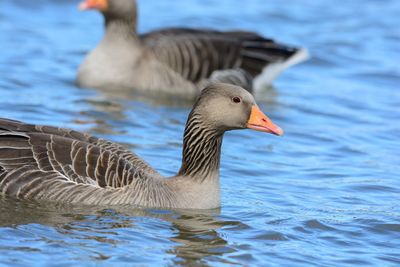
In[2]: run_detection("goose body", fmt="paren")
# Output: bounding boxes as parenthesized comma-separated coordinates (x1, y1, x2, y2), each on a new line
(0, 84, 283, 209)
(77, 0, 308, 98)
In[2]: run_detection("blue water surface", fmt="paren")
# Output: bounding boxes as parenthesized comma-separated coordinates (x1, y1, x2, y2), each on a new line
(0, 0, 400, 266)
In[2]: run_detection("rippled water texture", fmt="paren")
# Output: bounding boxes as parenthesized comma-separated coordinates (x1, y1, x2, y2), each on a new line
(1, 0, 400, 266)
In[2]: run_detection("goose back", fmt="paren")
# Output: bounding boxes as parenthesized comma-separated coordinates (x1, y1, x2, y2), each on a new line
(142, 28, 301, 88)
(78, 0, 308, 95)
(0, 118, 167, 204)
(0, 83, 284, 208)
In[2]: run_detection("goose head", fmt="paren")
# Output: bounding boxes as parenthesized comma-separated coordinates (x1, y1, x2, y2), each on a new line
(79, 0, 137, 21)
(192, 83, 283, 136)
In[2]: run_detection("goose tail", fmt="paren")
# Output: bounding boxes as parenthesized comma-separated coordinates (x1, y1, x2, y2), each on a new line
(252, 47, 309, 91)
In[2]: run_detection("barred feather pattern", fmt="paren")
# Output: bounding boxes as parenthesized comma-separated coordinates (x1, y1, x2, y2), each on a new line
(143, 31, 241, 82)
(78, 0, 307, 95)
(0, 83, 260, 209)
(178, 111, 223, 182)
(142, 28, 300, 90)
(0, 118, 179, 206)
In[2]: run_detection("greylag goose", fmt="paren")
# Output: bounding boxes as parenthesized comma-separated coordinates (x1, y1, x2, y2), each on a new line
(77, 0, 308, 98)
(0, 84, 282, 209)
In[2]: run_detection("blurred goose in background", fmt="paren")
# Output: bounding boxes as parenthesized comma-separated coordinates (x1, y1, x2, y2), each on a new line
(0, 84, 282, 209)
(77, 0, 308, 99)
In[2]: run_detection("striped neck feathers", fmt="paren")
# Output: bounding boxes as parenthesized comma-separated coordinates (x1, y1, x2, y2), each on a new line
(178, 111, 224, 182)
(104, 14, 138, 41)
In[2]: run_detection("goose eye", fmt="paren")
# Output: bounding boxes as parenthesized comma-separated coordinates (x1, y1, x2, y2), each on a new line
(232, 96, 242, 103)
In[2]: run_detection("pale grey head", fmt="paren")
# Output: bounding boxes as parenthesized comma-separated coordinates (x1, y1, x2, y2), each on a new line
(79, 0, 137, 22)
(192, 83, 256, 133)
(190, 83, 283, 135)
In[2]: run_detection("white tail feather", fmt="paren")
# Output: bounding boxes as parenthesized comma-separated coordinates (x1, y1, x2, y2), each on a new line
(253, 48, 310, 92)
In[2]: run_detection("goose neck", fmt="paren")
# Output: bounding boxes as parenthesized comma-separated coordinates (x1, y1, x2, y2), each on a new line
(178, 112, 223, 182)
(104, 16, 138, 41)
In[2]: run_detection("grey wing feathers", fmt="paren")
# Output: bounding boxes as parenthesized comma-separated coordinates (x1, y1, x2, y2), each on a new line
(0, 165, 122, 204)
(0, 118, 160, 195)
(141, 28, 300, 83)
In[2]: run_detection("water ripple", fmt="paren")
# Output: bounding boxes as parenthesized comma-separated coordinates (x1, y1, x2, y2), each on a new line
(1, 0, 400, 265)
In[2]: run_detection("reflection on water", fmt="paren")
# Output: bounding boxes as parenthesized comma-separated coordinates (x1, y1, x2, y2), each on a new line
(0, 197, 238, 265)
(1, 0, 400, 265)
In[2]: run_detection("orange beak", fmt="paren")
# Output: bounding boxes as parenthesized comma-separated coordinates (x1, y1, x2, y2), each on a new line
(79, 0, 108, 11)
(247, 105, 284, 136)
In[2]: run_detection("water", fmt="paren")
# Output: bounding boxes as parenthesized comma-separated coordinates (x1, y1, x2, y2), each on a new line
(1, 0, 400, 265)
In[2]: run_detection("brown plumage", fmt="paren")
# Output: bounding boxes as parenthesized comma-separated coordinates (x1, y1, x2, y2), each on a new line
(0, 84, 283, 209)
(77, 0, 308, 98)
